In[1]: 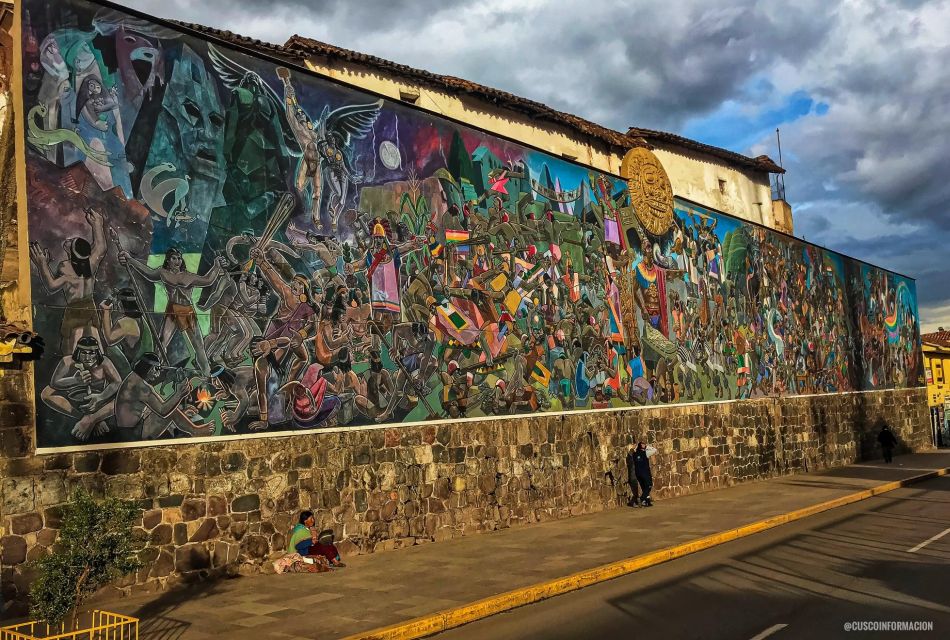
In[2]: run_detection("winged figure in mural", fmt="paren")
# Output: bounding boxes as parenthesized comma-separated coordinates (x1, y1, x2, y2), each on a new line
(205, 44, 303, 230)
(207, 43, 301, 156)
(275, 66, 383, 231)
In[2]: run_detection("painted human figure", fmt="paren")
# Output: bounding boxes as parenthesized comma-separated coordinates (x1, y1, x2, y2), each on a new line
(203, 363, 258, 432)
(356, 349, 394, 419)
(74, 76, 118, 132)
(376, 322, 438, 422)
(288, 224, 348, 289)
(246, 247, 318, 430)
(311, 285, 353, 368)
(629, 238, 685, 397)
(99, 287, 151, 370)
(29, 208, 106, 354)
(114, 352, 212, 439)
(200, 261, 267, 367)
(277, 68, 323, 225)
(277, 67, 381, 230)
(40, 336, 121, 441)
(630, 237, 685, 338)
(118, 247, 226, 375)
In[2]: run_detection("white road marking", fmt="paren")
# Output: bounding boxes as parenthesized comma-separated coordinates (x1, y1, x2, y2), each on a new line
(749, 623, 788, 640)
(907, 526, 950, 553)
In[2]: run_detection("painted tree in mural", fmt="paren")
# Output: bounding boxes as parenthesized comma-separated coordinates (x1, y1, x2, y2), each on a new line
(20, 0, 923, 450)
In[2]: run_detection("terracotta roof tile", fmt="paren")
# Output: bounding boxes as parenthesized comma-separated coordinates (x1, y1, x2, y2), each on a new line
(170, 21, 298, 61)
(922, 331, 950, 346)
(169, 21, 785, 176)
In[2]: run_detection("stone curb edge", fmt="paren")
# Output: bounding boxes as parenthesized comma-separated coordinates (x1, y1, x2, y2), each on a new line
(342, 466, 950, 640)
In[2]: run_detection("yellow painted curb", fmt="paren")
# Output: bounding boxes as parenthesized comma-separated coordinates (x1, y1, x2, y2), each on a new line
(343, 466, 949, 640)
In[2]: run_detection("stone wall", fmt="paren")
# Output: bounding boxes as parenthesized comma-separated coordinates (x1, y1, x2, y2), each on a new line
(0, 381, 931, 615)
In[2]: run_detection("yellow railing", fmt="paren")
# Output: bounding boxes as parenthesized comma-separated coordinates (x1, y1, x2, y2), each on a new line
(0, 611, 138, 640)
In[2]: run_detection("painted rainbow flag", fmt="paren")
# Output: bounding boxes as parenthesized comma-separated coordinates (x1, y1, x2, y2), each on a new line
(445, 229, 470, 243)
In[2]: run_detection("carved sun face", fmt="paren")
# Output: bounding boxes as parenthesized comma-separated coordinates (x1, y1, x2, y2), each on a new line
(622, 147, 674, 237)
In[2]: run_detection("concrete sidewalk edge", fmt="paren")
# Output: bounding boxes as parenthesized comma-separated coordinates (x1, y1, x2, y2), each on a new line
(342, 466, 950, 640)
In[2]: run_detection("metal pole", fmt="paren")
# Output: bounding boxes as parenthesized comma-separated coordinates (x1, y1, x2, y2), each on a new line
(776, 128, 784, 168)
(776, 128, 787, 201)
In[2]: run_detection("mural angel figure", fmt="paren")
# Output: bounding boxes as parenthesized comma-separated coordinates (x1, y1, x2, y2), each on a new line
(274, 66, 382, 231)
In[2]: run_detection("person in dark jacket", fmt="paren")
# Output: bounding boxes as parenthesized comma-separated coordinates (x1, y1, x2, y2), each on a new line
(877, 425, 898, 463)
(626, 441, 657, 507)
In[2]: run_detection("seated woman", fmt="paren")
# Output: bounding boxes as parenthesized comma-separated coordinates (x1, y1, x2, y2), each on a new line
(279, 511, 331, 572)
(310, 529, 345, 568)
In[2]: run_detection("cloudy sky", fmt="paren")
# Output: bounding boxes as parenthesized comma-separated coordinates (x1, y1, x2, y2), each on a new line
(121, 0, 950, 330)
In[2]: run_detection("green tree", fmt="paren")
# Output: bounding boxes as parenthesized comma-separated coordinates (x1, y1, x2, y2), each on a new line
(29, 489, 143, 625)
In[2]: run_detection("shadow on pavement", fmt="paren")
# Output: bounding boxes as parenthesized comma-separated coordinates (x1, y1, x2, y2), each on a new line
(125, 572, 240, 640)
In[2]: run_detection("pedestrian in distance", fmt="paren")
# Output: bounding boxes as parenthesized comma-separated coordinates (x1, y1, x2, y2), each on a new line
(877, 424, 898, 464)
(626, 441, 657, 507)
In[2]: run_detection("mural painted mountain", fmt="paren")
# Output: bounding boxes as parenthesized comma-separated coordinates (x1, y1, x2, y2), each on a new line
(19, 0, 923, 449)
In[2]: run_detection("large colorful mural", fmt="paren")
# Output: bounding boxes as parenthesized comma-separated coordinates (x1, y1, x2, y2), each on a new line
(19, 0, 923, 450)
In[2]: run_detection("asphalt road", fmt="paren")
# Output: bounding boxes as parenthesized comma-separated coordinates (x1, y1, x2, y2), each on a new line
(435, 475, 950, 640)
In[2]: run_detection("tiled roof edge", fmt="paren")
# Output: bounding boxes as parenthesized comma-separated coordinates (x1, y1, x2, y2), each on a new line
(166, 23, 785, 176)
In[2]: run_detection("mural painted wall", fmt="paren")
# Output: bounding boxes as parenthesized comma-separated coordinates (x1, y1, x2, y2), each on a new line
(19, 0, 923, 450)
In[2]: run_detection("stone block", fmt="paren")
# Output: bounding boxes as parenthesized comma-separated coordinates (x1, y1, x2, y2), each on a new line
(2, 477, 34, 514)
(212, 541, 240, 568)
(222, 452, 247, 473)
(189, 518, 220, 543)
(42, 505, 63, 529)
(0, 427, 31, 459)
(413, 445, 434, 464)
(71, 452, 101, 473)
(158, 494, 184, 508)
(230, 522, 248, 540)
(207, 494, 227, 517)
(10, 512, 43, 535)
(35, 528, 57, 546)
(163, 507, 183, 524)
(380, 500, 398, 522)
(142, 509, 162, 530)
(175, 543, 211, 572)
(181, 498, 207, 521)
(101, 450, 141, 475)
(241, 534, 270, 559)
(173, 522, 188, 546)
(432, 477, 451, 500)
(1, 535, 27, 564)
(231, 494, 260, 512)
(149, 523, 172, 545)
(0, 402, 30, 427)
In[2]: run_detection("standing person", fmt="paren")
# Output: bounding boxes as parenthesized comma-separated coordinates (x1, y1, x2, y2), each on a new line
(877, 424, 898, 464)
(626, 441, 657, 507)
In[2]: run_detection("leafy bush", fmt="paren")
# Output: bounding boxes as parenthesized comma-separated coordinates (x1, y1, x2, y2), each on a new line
(29, 488, 143, 624)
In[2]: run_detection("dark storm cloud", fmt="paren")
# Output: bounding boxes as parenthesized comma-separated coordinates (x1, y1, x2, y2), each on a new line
(125, 0, 833, 131)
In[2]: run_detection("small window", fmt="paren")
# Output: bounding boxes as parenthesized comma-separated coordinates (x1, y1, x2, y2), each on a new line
(718, 179, 727, 195)
(935, 361, 944, 384)
(399, 89, 419, 104)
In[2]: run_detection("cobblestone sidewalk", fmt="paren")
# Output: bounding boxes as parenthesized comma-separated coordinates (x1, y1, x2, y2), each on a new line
(86, 451, 950, 640)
